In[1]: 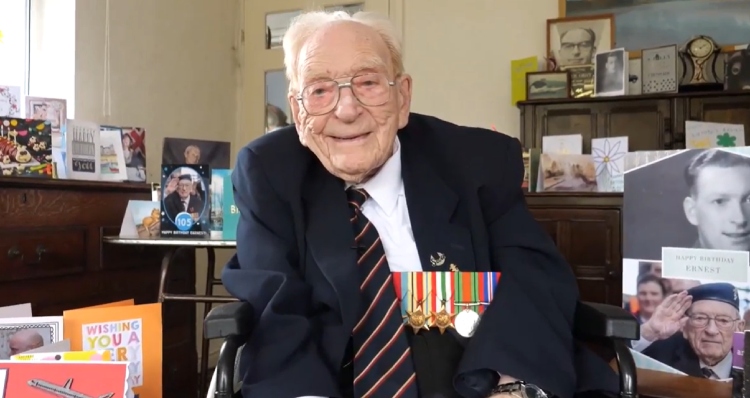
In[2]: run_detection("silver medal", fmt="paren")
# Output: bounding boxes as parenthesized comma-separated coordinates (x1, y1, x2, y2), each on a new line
(454, 308, 480, 338)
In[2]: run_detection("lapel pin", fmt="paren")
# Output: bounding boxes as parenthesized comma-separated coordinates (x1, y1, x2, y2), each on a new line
(430, 252, 446, 267)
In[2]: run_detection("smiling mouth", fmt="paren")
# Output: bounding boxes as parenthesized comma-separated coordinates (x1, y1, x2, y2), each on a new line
(723, 231, 750, 239)
(331, 132, 371, 142)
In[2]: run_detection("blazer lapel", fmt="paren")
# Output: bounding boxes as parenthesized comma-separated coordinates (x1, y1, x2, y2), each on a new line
(303, 165, 362, 331)
(399, 131, 475, 272)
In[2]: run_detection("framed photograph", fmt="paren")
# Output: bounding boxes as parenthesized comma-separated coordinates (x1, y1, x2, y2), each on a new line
(0, 316, 63, 359)
(162, 137, 231, 169)
(725, 47, 750, 91)
(526, 71, 571, 100)
(641, 45, 678, 94)
(595, 48, 629, 97)
(547, 14, 615, 71)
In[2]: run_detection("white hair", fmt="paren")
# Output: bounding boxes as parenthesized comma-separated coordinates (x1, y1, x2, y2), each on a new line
(282, 10, 404, 93)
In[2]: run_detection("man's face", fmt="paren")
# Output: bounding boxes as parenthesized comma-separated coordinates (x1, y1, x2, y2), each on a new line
(605, 56, 616, 73)
(185, 148, 200, 164)
(558, 29, 594, 66)
(177, 179, 192, 199)
(288, 21, 412, 183)
(637, 281, 664, 315)
(684, 165, 750, 251)
(8, 336, 25, 355)
(683, 300, 743, 365)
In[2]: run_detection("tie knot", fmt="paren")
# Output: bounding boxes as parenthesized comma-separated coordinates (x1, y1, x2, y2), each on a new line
(701, 367, 717, 379)
(346, 188, 370, 209)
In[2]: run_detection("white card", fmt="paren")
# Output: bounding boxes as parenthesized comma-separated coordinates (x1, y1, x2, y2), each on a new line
(65, 119, 102, 181)
(0, 304, 32, 319)
(592, 136, 628, 192)
(0, 86, 21, 117)
(100, 127, 128, 181)
(542, 134, 583, 155)
(686, 121, 745, 149)
(119, 200, 160, 239)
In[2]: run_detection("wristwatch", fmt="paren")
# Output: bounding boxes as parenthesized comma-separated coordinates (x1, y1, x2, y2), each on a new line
(490, 381, 549, 398)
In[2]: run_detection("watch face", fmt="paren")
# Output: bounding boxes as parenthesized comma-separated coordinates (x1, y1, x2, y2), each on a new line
(689, 38, 712, 58)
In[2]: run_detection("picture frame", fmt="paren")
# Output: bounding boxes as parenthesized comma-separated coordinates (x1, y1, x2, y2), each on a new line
(0, 316, 64, 359)
(525, 71, 571, 101)
(641, 44, 679, 94)
(594, 48, 629, 97)
(725, 47, 750, 92)
(547, 14, 615, 71)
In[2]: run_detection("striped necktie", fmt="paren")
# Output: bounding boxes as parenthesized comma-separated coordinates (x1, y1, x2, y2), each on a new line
(347, 188, 419, 398)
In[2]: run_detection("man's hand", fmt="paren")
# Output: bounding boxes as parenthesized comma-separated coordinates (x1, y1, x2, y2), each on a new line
(641, 290, 692, 341)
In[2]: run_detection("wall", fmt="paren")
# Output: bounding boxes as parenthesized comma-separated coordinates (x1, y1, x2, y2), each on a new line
(402, 0, 559, 137)
(73, 0, 241, 365)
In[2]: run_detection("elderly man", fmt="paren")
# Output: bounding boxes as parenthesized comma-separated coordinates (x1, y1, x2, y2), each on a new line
(8, 329, 44, 356)
(634, 283, 743, 393)
(163, 174, 203, 221)
(222, 10, 618, 398)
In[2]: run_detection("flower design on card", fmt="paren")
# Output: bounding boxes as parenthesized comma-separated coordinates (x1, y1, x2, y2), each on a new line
(717, 132, 737, 147)
(592, 138, 625, 176)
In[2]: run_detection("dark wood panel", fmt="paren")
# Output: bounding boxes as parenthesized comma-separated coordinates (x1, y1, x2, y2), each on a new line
(0, 178, 198, 398)
(518, 91, 750, 152)
(526, 193, 623, 306)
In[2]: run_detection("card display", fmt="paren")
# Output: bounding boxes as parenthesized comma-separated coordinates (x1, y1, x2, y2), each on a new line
(160, 164, 211, 238)
(622, 148, 750, 393)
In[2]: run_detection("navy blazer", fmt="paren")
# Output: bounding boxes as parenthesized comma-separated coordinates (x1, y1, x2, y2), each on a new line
(222, 113, 619, 398)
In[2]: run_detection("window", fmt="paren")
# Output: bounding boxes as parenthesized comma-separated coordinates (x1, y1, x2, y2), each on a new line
(0, 0, 76, 117)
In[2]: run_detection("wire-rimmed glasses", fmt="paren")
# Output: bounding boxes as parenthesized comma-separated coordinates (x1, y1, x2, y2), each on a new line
(687, 313, 739, 330)
(296, 73, 396, 116)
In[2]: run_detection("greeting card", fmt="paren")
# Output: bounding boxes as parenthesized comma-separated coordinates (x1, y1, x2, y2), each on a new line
(592, 136, 628, 192)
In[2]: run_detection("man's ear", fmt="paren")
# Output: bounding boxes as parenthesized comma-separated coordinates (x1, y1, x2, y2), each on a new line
(683, 195, 698, 226)
(288, 93, 302, 129)
(396, 74, 412, 130)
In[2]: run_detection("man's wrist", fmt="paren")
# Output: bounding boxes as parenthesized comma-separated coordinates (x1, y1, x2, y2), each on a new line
(640, 322, 657, 341)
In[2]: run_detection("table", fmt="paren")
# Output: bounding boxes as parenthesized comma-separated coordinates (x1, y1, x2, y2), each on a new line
(103, 236, 238, 397)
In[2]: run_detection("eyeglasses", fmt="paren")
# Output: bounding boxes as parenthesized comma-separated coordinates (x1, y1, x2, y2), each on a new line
(296, 73, 396, 116)
(687, 313, 739, 330)
(560, 42, 593, 52)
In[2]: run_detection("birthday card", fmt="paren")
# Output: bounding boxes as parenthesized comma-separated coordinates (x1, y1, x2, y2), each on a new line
(62, 302, 162, 398)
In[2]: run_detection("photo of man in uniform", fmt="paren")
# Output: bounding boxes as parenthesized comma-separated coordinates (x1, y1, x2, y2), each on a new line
(682, 149, 750, 251)
(163, 174, 205, 221)
(631, 283, 743, 394)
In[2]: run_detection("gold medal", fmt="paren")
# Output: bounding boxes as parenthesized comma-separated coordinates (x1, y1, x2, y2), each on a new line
(404, 308, 429, 334)
(431, 306, 457, 334)
(454, 308, 480, 338)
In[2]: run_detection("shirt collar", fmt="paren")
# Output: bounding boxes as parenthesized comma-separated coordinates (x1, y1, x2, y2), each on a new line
(701, 351, 733, 379)
(349, 138, 403, 216)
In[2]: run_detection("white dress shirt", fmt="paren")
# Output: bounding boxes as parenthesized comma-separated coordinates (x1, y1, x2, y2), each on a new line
(299, 138, 421, 398)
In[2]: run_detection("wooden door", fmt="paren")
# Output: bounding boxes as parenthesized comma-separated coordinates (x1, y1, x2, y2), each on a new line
(239, 0, 401, 146)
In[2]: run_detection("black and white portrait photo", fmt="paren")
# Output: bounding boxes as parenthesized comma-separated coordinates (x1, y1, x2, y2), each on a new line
(595, 48, 627, 96)
(162, 137, 231, 169)
(725, 48, 750, 91)
(624, 148, 750, 260)
(547, 14, 614, 70)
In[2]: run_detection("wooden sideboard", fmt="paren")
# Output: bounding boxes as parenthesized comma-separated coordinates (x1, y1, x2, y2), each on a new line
(517, 91, 750, 153)
(526, 193, 623, 306)
(0, 177, 198, 397)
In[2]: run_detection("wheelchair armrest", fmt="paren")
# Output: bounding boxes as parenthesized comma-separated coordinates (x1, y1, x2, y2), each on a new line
(574, 301, 639, 341)
(203, 301, 255, 340)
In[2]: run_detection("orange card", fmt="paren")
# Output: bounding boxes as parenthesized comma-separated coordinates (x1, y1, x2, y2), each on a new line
(80, 299, 135, 309)
(63, 303, 162, 398)
(0, 360, 129, 397)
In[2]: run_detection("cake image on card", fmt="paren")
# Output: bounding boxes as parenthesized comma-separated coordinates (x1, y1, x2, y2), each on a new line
(622, 148, 750, 395)
(160, 164, 211, 238)
(0, 117, 54, 177)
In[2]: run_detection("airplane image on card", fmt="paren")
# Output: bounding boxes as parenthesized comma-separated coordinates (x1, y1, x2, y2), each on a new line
(27, 378, 114, 398)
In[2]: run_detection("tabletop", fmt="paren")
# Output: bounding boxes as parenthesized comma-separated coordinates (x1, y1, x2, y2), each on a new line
(103, 236, 237, 247)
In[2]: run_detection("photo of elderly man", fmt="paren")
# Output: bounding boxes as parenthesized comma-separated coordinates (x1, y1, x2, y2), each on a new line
(633, 283, 743, 395)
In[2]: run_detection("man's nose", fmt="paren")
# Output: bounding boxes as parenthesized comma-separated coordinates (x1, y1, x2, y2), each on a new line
(729, 202, 748, 225)
(704, 320, 720, 334)
(334, 87, 361, 122)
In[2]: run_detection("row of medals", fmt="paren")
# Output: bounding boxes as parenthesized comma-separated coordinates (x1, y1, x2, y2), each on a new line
(403, 301, 486, 338)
